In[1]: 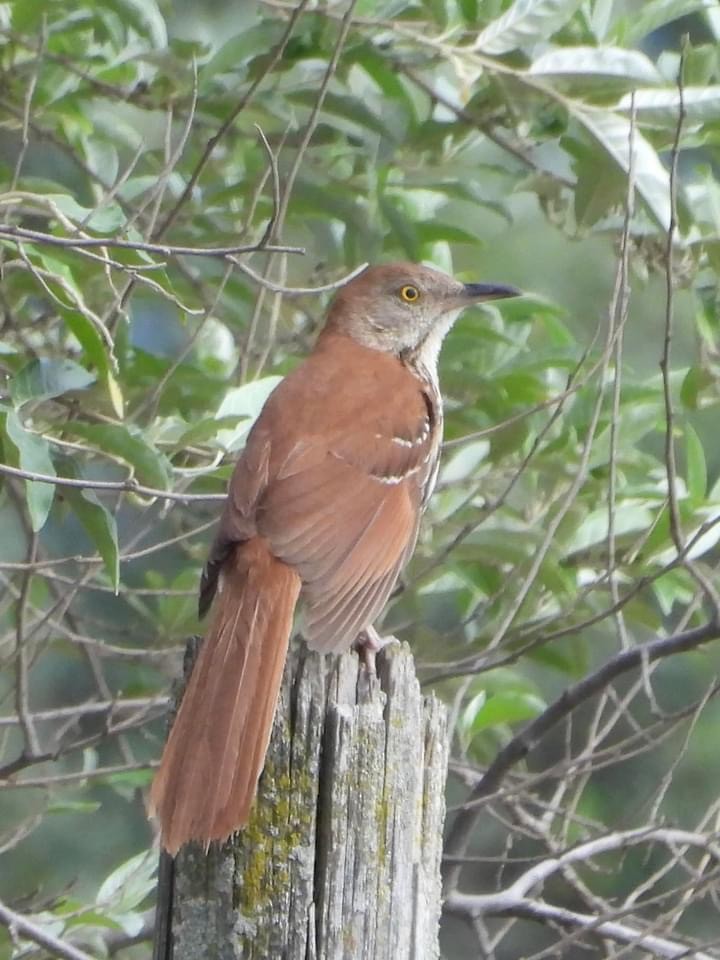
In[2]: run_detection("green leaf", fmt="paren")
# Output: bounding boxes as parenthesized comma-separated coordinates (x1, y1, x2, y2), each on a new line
(47, 799, 102, 814)
(97, 851, 156, 912)
(617, 86, 720, 128)
(680, 364, 716, 410)
(440, 440, 490, 484)
(177, 415, 251, 448)
(200, 23, 283, 89)
(571, 108, 671, 229)
(618, 0, 717, 44)
(215, 376, 283, 451)
(568, 503, 656, 555)
(66, 423, 172, 490)
(416, 222, 481, 245)
(529, 47, 662, 85)
(684, 422, 707, 503)
(11, 358, 96, 408)
(475, 0, 584, 55)
(98, 0, 168, 48)
(470, 690, 546, 732)
(380, 196, 420, 259)
(63, 310, 114, 377)
(290, 91, 395, 141)
(4, 411, 56, 531)
(46, 194, 126, 233)
(65, 488, 120, 591)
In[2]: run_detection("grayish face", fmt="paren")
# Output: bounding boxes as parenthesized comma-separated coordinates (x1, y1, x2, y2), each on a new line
(327, 262, 519, 357)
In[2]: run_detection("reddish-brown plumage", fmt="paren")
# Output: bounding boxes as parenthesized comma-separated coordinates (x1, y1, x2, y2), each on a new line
(149, 262, 519, 853)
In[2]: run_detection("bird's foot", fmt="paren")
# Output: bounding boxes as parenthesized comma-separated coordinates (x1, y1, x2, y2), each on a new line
(354, 626, 399, 676)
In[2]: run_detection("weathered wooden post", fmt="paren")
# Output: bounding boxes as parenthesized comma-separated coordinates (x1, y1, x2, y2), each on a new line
(153, 641, 448, 960)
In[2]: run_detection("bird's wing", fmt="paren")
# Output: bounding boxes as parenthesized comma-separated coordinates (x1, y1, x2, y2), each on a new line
(199, 426, 272, 617)
(256, 412, 438, 653)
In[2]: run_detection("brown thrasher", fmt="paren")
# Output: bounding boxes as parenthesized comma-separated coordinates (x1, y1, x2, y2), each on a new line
(150, 262, 519, 854)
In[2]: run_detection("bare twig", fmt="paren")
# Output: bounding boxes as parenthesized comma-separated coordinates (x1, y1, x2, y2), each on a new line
(1, 760, 156, 789)
(446, 890, 717, 960)
(659, 41, 720, 619)
(0, 697, 169, 727)
(0, 224, 303, 257)
(14, 534, 40, 757)
(0, 462, 225, 502)
(0, 898, 96, 960)
(443, 619, 720, 891)
(255, 124, 282, 249)
(154, 0, 311, 236)
(229, 257, 368, 296)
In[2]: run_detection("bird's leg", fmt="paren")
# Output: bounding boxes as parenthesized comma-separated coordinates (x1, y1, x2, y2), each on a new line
(354, 625, 399, 675)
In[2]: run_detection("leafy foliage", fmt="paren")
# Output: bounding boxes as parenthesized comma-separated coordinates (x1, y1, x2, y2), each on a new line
(1, 0, 720, 957)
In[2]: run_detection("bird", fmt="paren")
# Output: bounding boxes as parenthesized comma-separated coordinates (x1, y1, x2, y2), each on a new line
(149, 261, 519, 854)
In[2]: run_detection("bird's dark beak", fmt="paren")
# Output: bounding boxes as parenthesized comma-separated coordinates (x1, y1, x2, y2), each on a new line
(463, 282, 521, 301)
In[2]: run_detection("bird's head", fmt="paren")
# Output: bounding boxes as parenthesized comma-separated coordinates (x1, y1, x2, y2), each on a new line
(325, 262, 520, 364)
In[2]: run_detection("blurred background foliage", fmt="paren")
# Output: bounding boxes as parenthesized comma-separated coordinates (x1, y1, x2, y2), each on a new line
(1, 0, 720, 956)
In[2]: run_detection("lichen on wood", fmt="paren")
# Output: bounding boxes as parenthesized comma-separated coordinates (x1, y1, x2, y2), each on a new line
(155, 641, 448, 960)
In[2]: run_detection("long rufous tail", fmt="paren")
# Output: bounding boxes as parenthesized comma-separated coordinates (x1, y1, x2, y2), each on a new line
(149, 537, 301, 855)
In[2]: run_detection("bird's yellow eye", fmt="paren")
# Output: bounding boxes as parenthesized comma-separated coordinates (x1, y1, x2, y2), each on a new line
(399, 285, 420, 303)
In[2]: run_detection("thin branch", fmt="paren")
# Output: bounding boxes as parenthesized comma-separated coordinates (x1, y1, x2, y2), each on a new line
(0, 697, 161, 777)
(661, 47, 687, 555)
(442, 619, 720, 892)
(14, 533, 40, 757)
(659, 41, 720, 620)
(446, 891, 717, 960)
(0, 461, 225, 502)
(607, 92, 636, 652)
(0, 697, 169, 727)
(229, 256, 368, 296)
(0, 224, 303, 257)
(244, 0, 360, 380)
(0, 899, 96, 960)
(254, 124, 282, 248)
(154, 0, 310, 236)
(1, 760, 156, 789)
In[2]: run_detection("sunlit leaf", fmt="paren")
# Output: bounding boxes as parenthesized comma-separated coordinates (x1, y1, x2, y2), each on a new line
(475, 0, 584, 54)
(215, 376, 283, 451)
(65, 487, 120, 591)
(684, 422, 707, 503)
(4, 411, 56, 531)
(97, 851, 156, 912)
(440, 440, 490, 484)
(11, 358, 96, 408)
(66, 422, 172, 490)
(529, 47, 661, 85)
(570, 107, 671, 228)
(616, 0, 717, 44)
(617, 86, 720, 127)
(469, 690, 546, 731)
(46, 193, 126, 233)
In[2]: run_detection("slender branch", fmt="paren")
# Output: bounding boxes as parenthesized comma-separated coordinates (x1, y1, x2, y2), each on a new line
(229, 257, 368, 296)
(445, 890, 717, 960)
(0, 697, 169, 726)
(14, 533, 40, 756)
(443, 619, 720, 891)
(0, 899, 96, 960)
(0, 461, 225, 502)
(660, 46, 686, 554)
(659, 41, 720, 618)
(0, 224, 303, 257)
(254, 124, 282, 248)
(1, 760, 156, 789)
(106, 908, 155, 956)
(154, 0, 310, 236)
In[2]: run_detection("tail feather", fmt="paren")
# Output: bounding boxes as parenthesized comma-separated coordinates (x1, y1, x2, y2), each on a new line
(149, 537, 301, 855)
